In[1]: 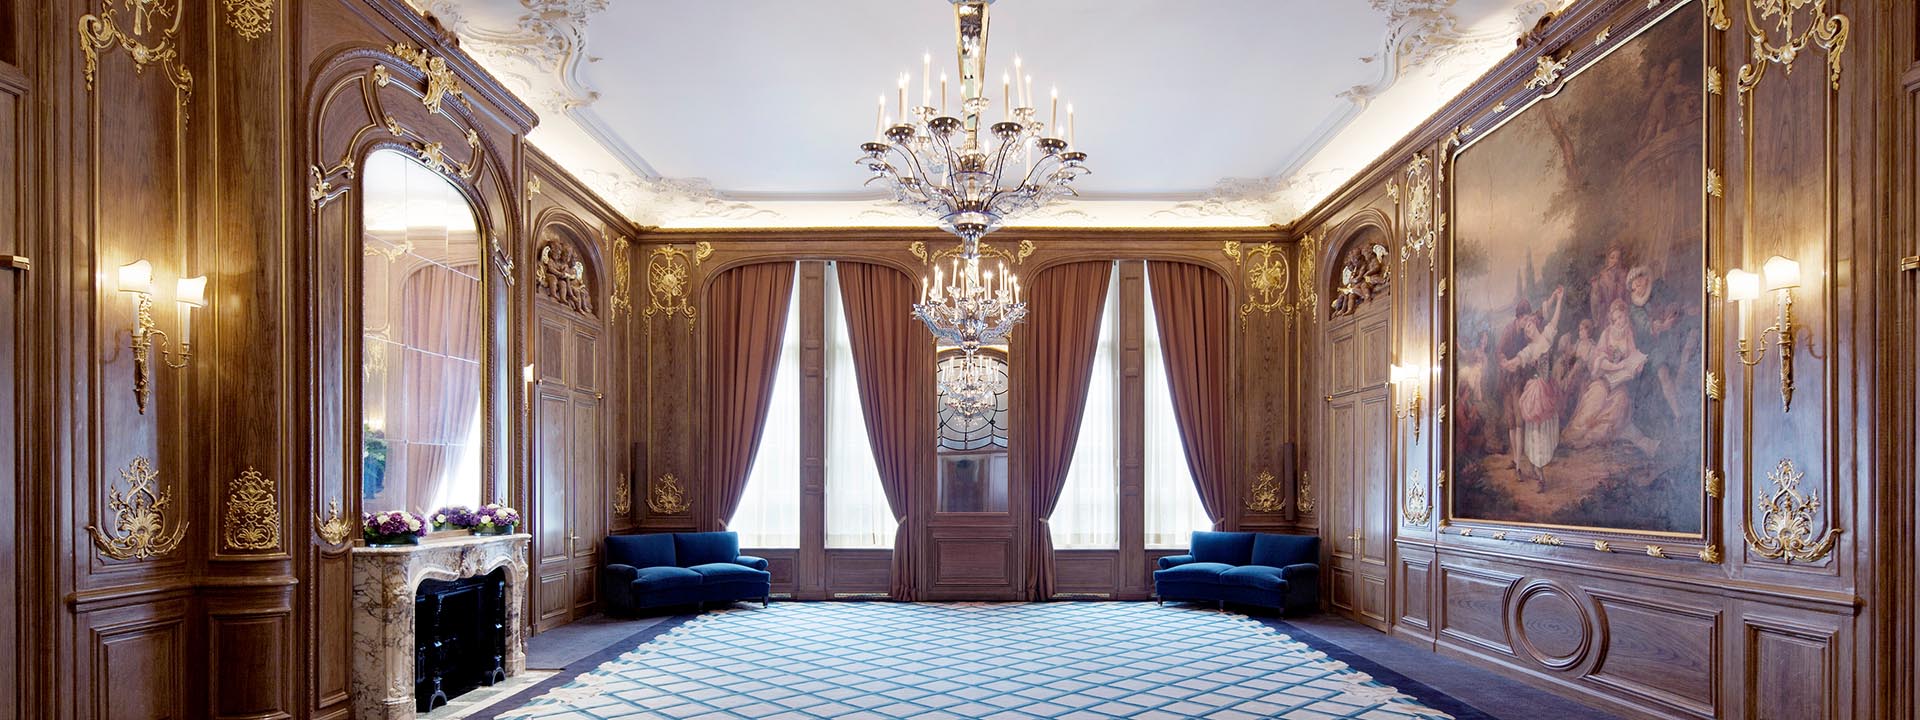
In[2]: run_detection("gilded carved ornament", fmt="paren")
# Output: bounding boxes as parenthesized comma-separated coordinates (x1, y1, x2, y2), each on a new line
(1707, 0, 1732, 31)
(315, 498, 353, 546)
(222, 466, 281, 551)
(1734, 0, 1849, 120)
(1705, 468, 1724, 498)
(610, 237, 634, 320)
(1244, 470, 1286, 513)
(910, 238, 1034, 268)
(1705, 372, 1723, 401)
(648, 473, 692, 515)
(1399, 153, 1439, 268)
(385, 43, 470, 115)
(1330, 243, 1390, 318)
(1235, 243, 1295, 327)
(1525, 53, 1568, 92)
(535, 240, 595, 316)
(88, 457, 188, 561)
(310, 158, 355, 210)
(79, 0, 195, 119)
(1296, 470, 1315, 515)
(223, 0, 272, 39)
(643, 245, 705, 334)
(1296, 233, 1320, 322)
(1744, 458, 1840, 563)
(612, 473, 633, 517)
(1403, 472, 1432, 527)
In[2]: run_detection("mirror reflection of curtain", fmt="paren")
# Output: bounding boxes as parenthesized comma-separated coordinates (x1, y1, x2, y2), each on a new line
(398, 258, 484, 513)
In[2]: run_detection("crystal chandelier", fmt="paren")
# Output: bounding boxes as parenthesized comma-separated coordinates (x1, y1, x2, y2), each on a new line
(857, 0, 1089, 248)
(937, 350, 1005, 422)
(914, 255, 1025, 351)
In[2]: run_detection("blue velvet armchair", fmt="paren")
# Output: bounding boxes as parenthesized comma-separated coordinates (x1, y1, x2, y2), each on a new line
(602, 531, 772, 613)
(1154, 531, 1320, 615)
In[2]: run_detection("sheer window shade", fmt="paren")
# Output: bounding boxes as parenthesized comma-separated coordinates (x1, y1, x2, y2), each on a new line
(825, 263, 899, 548)
(727, 269, 802, 548)
(1144, 274, 1214, 548)
(1049, 266, 1120, 549)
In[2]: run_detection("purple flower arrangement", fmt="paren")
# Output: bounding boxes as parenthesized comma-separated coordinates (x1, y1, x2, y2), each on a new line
(472, 503, 521, 535)
(430, 505, 476, 531)
(362, 510, 429, 546)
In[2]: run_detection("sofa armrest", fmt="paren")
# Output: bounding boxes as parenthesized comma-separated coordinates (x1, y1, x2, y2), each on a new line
(733, 555, 769, 571)
(1278, 562, 1318, 581)
(1157, 554, 1197, 570)
(602, 564, 641, 611)
(1278, 563, 1320, 615)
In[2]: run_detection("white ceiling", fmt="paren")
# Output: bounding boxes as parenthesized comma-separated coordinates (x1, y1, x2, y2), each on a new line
(419, 0, 1561, 228)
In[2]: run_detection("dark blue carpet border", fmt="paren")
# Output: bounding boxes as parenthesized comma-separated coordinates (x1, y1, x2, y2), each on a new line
(469, 611, 701, 720)
(1259, 616, 1498, 720)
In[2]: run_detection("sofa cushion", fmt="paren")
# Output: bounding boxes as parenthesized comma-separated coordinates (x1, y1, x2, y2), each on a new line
(686, 562, 770, 583)
(674, 532, 741, 568)
(1252, 533, 1319, 569)
(630, 566, 703, 591)
(1220, 565, 1288, 591)
(1152, 562, 1236, 584)
(606, 534, 676, 569)
(1190, 531, 1256, 565)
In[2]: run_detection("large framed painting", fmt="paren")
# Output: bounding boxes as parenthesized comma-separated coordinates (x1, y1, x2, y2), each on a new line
(1446, 2, 1704, 537)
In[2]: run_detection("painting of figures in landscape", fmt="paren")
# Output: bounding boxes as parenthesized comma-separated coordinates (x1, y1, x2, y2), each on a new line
(1448, 3, 1702, 536)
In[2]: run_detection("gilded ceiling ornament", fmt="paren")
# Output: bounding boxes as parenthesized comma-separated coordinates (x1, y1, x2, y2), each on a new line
(612, 473, 633, 517)
(535, 240, 595, 316)
(1244, 470, 1286, 513)
(643, 245, 698, 334)
(1400, 153, 1438, 268)
(648, 473, 692, 515)
(610, 237, 633, 320)
(88, 457, 188, 561)
(1296, 470, 1316, 515)
(385, 43, 470, 115)
(1237, 243, 1294, 326)
(222, 466, 281, 551)
(315, 498, 353, 546)
(1735, 0, 1849, 116)
(1745, 458, 1841, 563)
(1403, 471, 1431, 526)
(1524, 53, 1568, 92)
(78, 0, 195, 119)
(1296, 234, 1320, 322)
(1330, 243, 1391, 318)
(223, 0, 272, 39)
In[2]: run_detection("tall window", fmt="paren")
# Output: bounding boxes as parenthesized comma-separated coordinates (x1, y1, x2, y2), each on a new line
(824, 263, 898, 548)
(1049, 266, 1120, 549)
(1144, 273, 1214, 548)
(728, 268, 801, 548)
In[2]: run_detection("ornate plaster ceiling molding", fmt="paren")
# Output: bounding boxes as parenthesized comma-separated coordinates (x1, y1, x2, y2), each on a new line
(581, 170, 783, 226)
(1345, 0, 1559, 108)
(414, 0, 607, 114)
(1150, 177, 1288, 224)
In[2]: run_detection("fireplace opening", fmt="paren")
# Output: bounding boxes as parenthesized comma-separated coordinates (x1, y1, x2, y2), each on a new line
(414, 567, 508, 712)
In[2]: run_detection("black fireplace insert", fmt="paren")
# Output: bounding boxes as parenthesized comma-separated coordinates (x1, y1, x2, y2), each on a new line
(414, 568, 508, 712)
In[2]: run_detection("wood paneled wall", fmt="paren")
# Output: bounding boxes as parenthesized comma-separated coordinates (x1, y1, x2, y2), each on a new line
(1292, 0, 1913, 717)
(629, 229, 1298, 599)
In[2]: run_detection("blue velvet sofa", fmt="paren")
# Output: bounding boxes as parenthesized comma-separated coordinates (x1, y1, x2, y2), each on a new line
(602, 531, 771, 613)
(1154, 531, 1320, 615)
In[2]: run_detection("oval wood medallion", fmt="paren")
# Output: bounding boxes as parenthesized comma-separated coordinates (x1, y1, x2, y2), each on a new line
(1512, 580, 1593, 670)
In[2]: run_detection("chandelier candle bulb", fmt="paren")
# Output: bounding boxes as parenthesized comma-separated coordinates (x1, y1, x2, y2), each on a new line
(941, 73, 949, 115)
(923, 52, 932, 107)
(1014, 55, 1023, 104)
(1050, 87, 1058, 132)
(1025, 74, 1034, 112)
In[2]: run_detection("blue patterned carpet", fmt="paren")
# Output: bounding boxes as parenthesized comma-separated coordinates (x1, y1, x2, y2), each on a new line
(496, 602, 1452, 720)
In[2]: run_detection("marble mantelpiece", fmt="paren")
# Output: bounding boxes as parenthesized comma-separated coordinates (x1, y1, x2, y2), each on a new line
(351, 533, 531, 720)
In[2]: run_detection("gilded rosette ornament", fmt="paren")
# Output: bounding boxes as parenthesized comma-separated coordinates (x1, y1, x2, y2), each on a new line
(222, 466, 281, 551)
(1236, 243, 1294, 326)
(648, 473, 692, 515)
(1744, 458, 1840, 563)
(1243, 470, 1286, 513)
(89, 457, 188, 561)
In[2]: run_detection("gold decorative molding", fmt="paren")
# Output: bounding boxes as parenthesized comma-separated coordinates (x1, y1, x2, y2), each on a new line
(1529, 534, 1563, 546)
(1705, 269, 1724, 298)
(527, 177, 543, 195)
(1296, 470, 1316, 515)
(1646, 544, 1667, 559)
(222, 466, 281, 551)
(534, 240, 594, 316)
(694, 241, 715, 264)
(1237, 243, 1294, 326)
(1403, 472, 1432, 527)
(1706, 168, 1724, 198)
(1735, 0, 1849, 114)
(309, 158, 355, 210)
(1460, 528, 1474, 537)
(1706, 66, 1724, 95)
(1491, 531, 1508, 541)
(643, 245, 699, 334)
(648, 473, 692, 515)
(1296, 233, 1320, 322)
(1244, 470, 1286, 513)
(1399, 153, 1439, 268)
(78, 0, 195, 118)
(1525, 53, 1568, 91)
(88, 457, 188, 561)
(222, 0, 272, 39)
(1437, 341, 1448, 363)
(1745, 458, 1840, 563)
(613, 473, 634, 517)
(1222, 241, 1242, 265)
(1593, 26, 1611, 45)
(385, 43, 469, 115)
(911, 238, 1031, 269)
(490, 234, 517, 286)
(1593, 539, 1613, 552)
(1705, 371, 1723, 401)
(1707, 0, 1732, 31)
(1705, 468, 1724, 499)
(610, 237, 634, 320)
(1436, 278, 1448, 297)
(1699, 545, 1723, 564)
(315, 498, 352, 546)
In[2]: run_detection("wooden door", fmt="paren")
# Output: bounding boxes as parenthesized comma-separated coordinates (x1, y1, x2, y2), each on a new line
(531, 307, 605, 632)
(1324, 298, 1393, 630)
(0, 61, 25, 719)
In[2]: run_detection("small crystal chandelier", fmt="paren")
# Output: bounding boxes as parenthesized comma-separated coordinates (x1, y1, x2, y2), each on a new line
(937, 351, 1005, 421)
(857, 0, 1089, 249)
(915, 255, 1025, 351)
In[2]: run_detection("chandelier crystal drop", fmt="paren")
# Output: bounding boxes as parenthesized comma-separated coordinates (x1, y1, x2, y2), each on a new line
(857, 0, 1089, 249)
(914, 255, 1026, 351)
(936, 350, 1005, 421)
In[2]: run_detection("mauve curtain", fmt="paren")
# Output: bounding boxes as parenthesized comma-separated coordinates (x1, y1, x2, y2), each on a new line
(705, 262, 798, 529)
(1147, 261, 1233, 528)
(1022, 261, 1115, 600)
(835, 262, 933, 601)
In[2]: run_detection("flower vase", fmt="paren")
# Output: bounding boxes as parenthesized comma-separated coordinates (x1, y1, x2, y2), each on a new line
(365, 533, 422, 548)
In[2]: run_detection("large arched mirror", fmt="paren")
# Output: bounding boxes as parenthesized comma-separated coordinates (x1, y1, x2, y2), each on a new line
(360, 149, 487, 513)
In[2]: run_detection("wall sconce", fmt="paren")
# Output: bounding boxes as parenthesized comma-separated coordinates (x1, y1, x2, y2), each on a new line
(1725, 255, 1799, 411)
(1389, 362, 1424, 439)
(119, 259, 206, 414)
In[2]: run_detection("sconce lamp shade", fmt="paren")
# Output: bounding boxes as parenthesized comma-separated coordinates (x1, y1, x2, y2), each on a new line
(1725, 269, 1761, 302)
(118, 259, 155, 295)
(1389, 363, 1422, 386)
(175, 276, 208, 308)
(1762, 255, 1801, 290)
